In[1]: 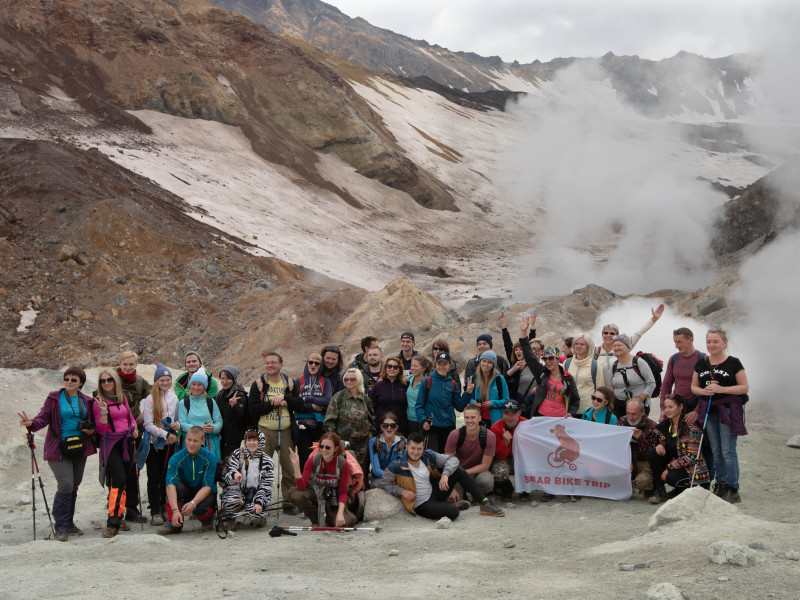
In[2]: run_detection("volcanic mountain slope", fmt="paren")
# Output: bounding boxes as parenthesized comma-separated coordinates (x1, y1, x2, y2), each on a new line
(211, 0, 759, 119)
(0, 0, 455, 210)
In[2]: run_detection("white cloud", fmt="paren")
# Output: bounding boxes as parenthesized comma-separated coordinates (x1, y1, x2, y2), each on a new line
(326, 0, 780, 62)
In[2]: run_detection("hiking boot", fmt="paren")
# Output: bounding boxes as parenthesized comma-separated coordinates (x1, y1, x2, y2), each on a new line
(156, 523, 182, 536)
(150, 514, 164, 526)
(200, 519, 214, 532)
(649, 488, 666, 504)
(125, 511, 147, 524)
(519, 492, 530, 501)
(479, 501, 505, 517)
(67, 526, 84, 536)
(282, 504, 300, 516)
(455, 500, 470, 511)
(118, 522, 131, 531)
(712, 482, 728, 498)
(541, 493, 556, 502)
(53, 531, 70, 542)
(723, 487, 741, 504)
(101, 527, 118, 538)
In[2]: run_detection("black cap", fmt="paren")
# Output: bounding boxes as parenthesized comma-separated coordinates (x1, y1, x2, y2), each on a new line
(502, 400, 521, 412)
(401, 332, 415, 341)
(435, 352, 451, 363)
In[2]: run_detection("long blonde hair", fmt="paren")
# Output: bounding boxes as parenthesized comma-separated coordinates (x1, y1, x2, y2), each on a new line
(477, 360, 496, 404)
(97, 369, 125, 403)
(151, 380, 165, 425)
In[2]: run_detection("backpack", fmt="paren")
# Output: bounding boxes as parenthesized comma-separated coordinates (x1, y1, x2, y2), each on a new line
(564, 357, 598, 387)
(375, 436, 406, 461)
(612, 352, 663, 398)
(310, 445, 364, 497)
(425, 375, 457, 393)
(670, 352, 706, 370)
(256, 373, 294, 399)
(456, 423, 487, 451)
(298, 375, 324, 395)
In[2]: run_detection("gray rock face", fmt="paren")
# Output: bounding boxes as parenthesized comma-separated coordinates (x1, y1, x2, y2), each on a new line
(787, 435, 800, 448)
(707, 541, 766, 566)
(363, 488, 404, 521)
(697, 295, 727, 316)
(649, 487, 738, 531)
(646, 582, 684, 600)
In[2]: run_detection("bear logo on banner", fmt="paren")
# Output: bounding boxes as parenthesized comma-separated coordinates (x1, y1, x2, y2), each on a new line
(547, 424, 580, 470)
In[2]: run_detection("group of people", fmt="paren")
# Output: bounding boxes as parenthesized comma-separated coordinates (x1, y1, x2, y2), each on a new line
(19, 305, 749, 540)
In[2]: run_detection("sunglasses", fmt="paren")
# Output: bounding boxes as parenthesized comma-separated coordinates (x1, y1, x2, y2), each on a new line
(386, 364, 400, 370)
(343, 377, 357, 383)
(381, 422, 398, 429)
(591, 395, 606, 402)
(307, 360, 321, 366)
(100, 377, 115, 384)
(707, 328, 727, 335)
(532, 347, 543, 352)
(63, 377, 80, 383)
(602, 331, 615, 335)
(432, 346, 442, 351)
(319, 444, 334, 450)
(543, 356, 558, 361)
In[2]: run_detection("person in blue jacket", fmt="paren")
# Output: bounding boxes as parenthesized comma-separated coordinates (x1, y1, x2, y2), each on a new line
(294, 353, 332, 467)
(178, 371, 223, 460)
(581, 386, 618, 425)
(415, 352, 467, 453)
(157, 426, 218, 535)
(462, 350, 510, 426)
(368, 412, 406, 486)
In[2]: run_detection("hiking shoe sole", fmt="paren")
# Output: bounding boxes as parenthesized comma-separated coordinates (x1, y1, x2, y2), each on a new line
(67, 527, 84, 536)
(118, 522, 131, 531)
(101, 527, 118, 538)
(156, 525, 182, 535)
(455, 501, 470, 511)
(479, 503, 505, 517)
(53, 531, 70, 542)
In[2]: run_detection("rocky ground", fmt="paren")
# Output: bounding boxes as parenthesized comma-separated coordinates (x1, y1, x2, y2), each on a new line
(0, 368, 798, 599)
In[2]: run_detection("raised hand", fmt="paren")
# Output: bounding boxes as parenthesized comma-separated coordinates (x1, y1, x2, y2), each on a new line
(18, 411, 32, 428)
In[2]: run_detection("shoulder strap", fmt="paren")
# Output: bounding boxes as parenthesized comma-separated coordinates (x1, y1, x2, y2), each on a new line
(479, 424, 487, 450)
(135, 377, 142, 398)
(456, 425, 467, 450)
(206, 396, 214, 419)
(604, 410, 612, 425)
(631, 355, 643, 380)
(184, 397, 191, 413)
(375, 437, 383, 458)
(426, 375, 432, 392)
(564, 357, 572, 371)
(494, 376, 502, 397)
(670, 352, 680, 369)
(591, 360, 597, 387)
(299, 376, 305, 391)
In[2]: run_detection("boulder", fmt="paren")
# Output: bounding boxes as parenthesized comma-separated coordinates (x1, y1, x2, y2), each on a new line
(646, 582, 684, 600)
(707, 541, 766, 566)
(435, 517, 451, 529)
(363, 488, 404, 521)
(697, 295, 727, 316)
(58, 243, 79, 262)
(787, 435, 800, 448)
(649, 487, 738, 531)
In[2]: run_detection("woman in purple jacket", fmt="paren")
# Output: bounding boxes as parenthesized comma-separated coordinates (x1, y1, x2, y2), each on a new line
(18, 366, 97, 542)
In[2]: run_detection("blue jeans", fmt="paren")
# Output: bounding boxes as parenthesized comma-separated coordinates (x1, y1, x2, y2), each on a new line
(705, 408, 739, 489)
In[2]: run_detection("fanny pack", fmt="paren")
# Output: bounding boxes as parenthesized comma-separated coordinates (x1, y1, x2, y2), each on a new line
(60, 435, 86, 459)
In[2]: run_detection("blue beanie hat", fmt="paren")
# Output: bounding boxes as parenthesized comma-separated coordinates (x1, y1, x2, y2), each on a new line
(477, 333, 493, 348)
(189, 371, 208, 390)
(479, 350, 498, 369)
(154, 362, 172, 382)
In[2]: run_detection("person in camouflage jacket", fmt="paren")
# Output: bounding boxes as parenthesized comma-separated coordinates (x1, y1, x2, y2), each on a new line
(324, 368, 376, 474)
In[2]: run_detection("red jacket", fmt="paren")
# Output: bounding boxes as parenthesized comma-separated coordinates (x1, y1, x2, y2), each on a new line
(490, 417, 528, 461)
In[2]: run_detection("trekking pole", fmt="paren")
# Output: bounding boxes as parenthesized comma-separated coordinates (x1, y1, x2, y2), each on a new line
(423, 415, 433, 450)
(275, 412, 282, 522)
(26, 430, 55, 540)
(690, 392, 714, 488)
(132, 435, 145, 530)
(270, 525, 380, 536)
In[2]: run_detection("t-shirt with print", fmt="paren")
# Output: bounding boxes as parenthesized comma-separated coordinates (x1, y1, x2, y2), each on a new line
(409, 460, 433, 507)
(258, 379, 291, 430)
(694, 356, 745, 413)
(444, 427, 496, 470)
(537, 378, 567, 417)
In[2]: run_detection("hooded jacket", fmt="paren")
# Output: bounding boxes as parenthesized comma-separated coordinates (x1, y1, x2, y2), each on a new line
(294, 364, 333, 424)
(222, 430, 274, 508)
(216, 365, 248, 459)
(414, 369, 467, 428)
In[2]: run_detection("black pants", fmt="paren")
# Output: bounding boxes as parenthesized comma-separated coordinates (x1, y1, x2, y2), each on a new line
(105, 441, 137, 527)
(295, 422, 324, 469)
(145, 444, 175, 516)
(414, 466, 486, 521)
(424, 425, 455, 454)
(166, 482, 217, 525)
(648, 440, 700, 490)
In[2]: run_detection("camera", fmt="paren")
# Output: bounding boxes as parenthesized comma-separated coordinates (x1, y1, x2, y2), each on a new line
(323, 487, 338, 509)
(77, 419, 94, 431)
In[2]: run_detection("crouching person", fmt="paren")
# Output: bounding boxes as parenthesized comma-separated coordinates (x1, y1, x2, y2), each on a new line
(618, 398, 659, 497)
(220, 429, 274, 530)
(286, 433, 357, 527)
(158, 426, 217, 535)
(381, 432, 505, 520)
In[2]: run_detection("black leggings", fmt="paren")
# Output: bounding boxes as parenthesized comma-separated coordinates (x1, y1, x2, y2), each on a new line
(414, 466, 486, 521)
(145, 444, 176, 516)
(105, 441, 136, 525)
(424, 426, 455, 454)
(648, 443, 704, 490)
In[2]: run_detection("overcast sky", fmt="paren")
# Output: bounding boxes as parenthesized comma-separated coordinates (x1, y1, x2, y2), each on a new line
(324, 0, 784, 63)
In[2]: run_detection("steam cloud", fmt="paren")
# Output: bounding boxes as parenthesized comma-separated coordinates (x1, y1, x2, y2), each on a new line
(504, 59, 726, 299)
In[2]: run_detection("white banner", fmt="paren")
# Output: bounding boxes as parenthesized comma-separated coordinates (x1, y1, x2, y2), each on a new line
(513, 417, 634, 500)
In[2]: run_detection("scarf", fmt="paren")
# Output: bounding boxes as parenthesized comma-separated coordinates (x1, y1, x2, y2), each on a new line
(118, 369, 137, 385)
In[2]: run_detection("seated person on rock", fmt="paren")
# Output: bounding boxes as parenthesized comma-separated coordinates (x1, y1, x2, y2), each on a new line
(381, 432, 505, 521)
(158, 426, 218, 535)
(368, 412, 406, 488)
(219, 429, 274, 530)
(444, 404, 496, 501)
(618, 398, 659, 497)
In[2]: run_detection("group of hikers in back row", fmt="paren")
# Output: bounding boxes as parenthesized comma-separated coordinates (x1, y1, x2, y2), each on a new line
(19, 303, 748, 540)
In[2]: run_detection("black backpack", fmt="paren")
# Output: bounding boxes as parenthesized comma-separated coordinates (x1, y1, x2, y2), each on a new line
(184, 395, 218, 420)
(456, 423, 487, 451)
(613, 352, 663, 398)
